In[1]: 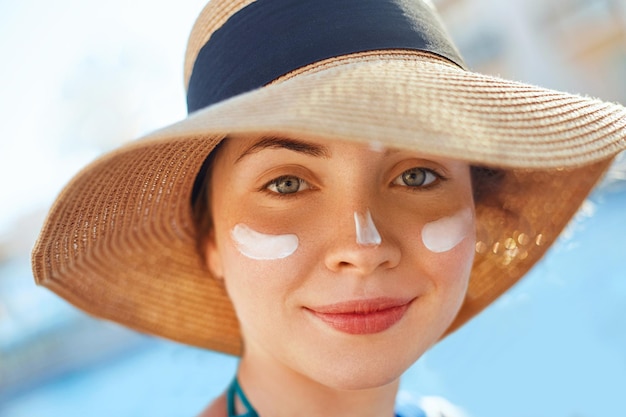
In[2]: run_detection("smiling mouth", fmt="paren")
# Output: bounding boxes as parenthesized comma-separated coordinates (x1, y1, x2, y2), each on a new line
(306, 298, 413, 335)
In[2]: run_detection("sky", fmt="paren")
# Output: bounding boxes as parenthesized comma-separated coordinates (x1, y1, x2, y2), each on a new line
(0, 0, 206, 236)
(0, 1, 625, 417)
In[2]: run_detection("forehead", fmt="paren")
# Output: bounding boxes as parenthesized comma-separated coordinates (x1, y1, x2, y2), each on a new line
(218, 133, 467, 168)
(231, 135, 332, 162)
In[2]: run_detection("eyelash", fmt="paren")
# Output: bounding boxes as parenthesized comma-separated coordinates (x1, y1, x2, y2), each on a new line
(261, 167, 446, 197)
(391, 167, 446, 191)
(262, 175, 312, 198)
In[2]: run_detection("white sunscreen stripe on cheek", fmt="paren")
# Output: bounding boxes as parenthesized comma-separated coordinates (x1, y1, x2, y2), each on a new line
(421, 208, 473, 253)
(231, 224, 299, 260)
(354, 210, 382, 246)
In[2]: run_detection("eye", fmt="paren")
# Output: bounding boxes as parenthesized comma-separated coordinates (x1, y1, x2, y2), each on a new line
(266, 175, 310, 194)
(392, 168, 440, 188)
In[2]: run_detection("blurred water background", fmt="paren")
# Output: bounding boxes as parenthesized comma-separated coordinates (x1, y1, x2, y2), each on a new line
(1, 0, 625, 416)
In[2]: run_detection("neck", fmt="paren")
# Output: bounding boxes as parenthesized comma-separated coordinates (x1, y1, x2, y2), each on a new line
(235, 350, 399, 417)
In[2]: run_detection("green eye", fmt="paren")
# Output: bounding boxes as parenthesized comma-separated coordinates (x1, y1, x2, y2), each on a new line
(267, 176, 309, 194)
(393, 168, 438, 187)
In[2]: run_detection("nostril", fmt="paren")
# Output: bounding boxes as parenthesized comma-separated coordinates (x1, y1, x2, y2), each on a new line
(326, 244, 401, 274)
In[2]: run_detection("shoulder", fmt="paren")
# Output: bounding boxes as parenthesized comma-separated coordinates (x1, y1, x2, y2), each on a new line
(196, 393, 227, 417)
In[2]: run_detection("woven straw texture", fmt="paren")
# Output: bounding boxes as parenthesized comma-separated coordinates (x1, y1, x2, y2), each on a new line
(32, 53, 624, 354)
(32, 0, 626, 355)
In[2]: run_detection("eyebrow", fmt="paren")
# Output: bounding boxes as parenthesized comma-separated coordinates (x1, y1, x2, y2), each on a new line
(236, 136, 331, 162)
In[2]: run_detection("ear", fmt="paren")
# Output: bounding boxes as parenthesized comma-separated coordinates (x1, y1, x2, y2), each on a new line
(204, 229, 224, 280)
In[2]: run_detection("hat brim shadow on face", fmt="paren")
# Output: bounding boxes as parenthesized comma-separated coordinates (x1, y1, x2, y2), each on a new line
(31, 50, 623, 355)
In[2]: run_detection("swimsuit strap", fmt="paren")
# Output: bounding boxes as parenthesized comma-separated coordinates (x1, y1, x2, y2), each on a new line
(227, 376, 405, 417)
(227, 377, 260, 417)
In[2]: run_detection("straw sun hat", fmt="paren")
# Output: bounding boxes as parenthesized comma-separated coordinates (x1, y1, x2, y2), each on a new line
(32, 0, 626, 355)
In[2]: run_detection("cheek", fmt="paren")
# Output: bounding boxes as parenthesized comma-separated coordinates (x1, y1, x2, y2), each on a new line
(410, 208, 476, 299)
(219, 223, 305, 322)
(231, 223, 299, 260)
(221, 223, 303, 290)
(421, 208, 474, 253)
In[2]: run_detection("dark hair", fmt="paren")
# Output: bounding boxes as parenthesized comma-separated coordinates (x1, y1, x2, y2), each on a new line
(191, 140, 225, 253)
(471, 165, 505, 204)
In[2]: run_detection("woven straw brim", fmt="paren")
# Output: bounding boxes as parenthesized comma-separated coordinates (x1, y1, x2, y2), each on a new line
(32, 53, 625, 355)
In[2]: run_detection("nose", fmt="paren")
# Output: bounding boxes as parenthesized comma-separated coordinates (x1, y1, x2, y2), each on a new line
(324, 209, 401, 275)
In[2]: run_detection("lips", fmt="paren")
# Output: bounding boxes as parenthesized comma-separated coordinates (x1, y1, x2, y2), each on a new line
(306, 297, 413, 335)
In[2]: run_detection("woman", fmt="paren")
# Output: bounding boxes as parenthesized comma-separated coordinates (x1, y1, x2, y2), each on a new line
(32, 0, 626, 416)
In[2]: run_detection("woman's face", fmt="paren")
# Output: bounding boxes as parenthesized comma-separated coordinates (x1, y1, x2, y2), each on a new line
(206, 134, 475, 390)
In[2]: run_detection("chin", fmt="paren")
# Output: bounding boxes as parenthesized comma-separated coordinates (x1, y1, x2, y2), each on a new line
(330, 372, 402, 391)
(299, 346, 417, 391)
(283, 323, 439, 392)
(318, 366, 405, 392)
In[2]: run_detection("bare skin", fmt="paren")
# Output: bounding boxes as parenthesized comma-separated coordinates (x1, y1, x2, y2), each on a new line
(197, 393, 227, 417)
(199, 134, 475, 417)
